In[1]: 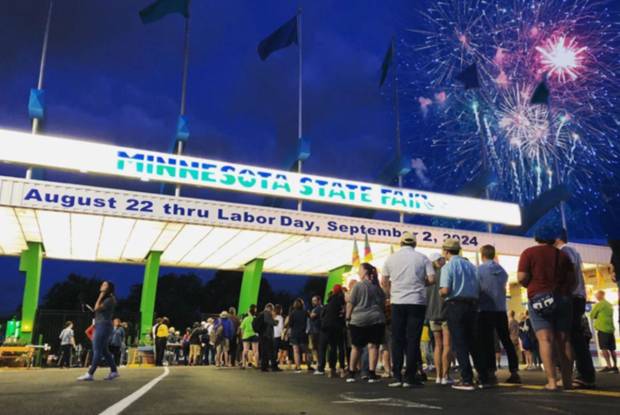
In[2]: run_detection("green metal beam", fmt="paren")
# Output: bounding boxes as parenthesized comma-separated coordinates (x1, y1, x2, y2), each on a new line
(140, 251, 161, 343)
(19, 242, 43, 344)
(324, 264, 351, 303)
(238, 258, 264, 316)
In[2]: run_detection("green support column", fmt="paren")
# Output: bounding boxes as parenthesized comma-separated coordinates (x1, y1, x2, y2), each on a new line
(140, 251, 162, 343)
(19, 242, 43, 344)
(324, 265, 351, 303)
(238, 258, 264, 316)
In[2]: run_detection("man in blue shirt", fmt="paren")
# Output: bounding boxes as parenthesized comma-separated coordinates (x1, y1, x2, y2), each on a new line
(477, 245, 521, 386)
(440, 238, 483, 391)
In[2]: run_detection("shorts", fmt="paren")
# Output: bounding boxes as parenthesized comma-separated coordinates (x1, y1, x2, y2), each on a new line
(429, 320, 448, 332)
(598, 331, 616, 351)
(349, 323, 385, 348)
(243, 335, 259, 343)
(289, 333, 307, 346)
(216, 338, 230, 354)
(527, 295, 571, 333)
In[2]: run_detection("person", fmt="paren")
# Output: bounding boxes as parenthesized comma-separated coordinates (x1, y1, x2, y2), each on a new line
(425, 252, 452, 385)
(257, 303, 279, 372)
(346, 263, 386, 383)
(188, 322, 202, 366)
(477, 245, 521, 385)
(215, 311, 234, 367)
(273, 304, 285, 363)
(78, 281, 119, 381)
(309, 295, 323, 368)
(382, 232, 435, 388)
(508, 311, 521, 364)
(287, 298, 308, 373)
(610, 240, 620, 330)
(555, 230, 596, 388)
(58, 321, 76, 368)
(109, 318, 125, 367)
(155, 317, 169, 366)
(518, 312, 534, 369)
(228, 307, 240, 366)
(317, 284, 346, 378)
(517, 225, 576, 391)
(182, 327, 191, 365)
(151, 317, 162, 362)
(439, 239, 482, 391)
(240, 305, 259, 369)
(591, 290, 618, 373)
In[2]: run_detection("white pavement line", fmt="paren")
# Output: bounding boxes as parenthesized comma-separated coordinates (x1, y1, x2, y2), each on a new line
(98, 367, 170, 415)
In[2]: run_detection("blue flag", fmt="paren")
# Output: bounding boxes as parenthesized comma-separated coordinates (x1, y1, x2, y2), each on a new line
(139, 0, 190, 24)
(258, 16, 298, 61)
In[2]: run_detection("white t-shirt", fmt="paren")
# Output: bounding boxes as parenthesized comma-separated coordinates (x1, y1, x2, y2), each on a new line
(382, 246, 435, 305)
(274, 315, 284, 339)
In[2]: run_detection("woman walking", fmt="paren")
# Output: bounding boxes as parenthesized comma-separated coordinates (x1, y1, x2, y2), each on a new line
(77, 281, 119, 381)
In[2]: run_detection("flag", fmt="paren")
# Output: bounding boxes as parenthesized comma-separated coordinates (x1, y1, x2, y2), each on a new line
(351, 239, 360, 269)
(139, 0, 189, 24)
(364, 234, 373, 262)
(530, 79, 550, 105)
(456, 63, 480, 89)
(258, 15, 298, 61)
(379, 40, 394, 87)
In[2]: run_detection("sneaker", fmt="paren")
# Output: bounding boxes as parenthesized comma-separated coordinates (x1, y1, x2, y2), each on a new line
(452, 381, 476, 391)
(313, 370, 325, 375)
(77, 373, 94, 381)
(103, 372, 120, 381)
(361, 374, 369, 381)
(441, 377, 454, 386)
(368, 373, 380, 384)
(346, 374, 357, 383)
(505, 373, 522, 384)
(404, 379, 424, 388)
(599, 367, 612, 373)
(388, 380, 403, 388)
(436, 377, 441, 384)
(294, 369, 303, 374)
(610, 367, 619, 374)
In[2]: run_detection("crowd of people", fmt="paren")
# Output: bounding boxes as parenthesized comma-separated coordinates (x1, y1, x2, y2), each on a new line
(69, 226, 618, 391)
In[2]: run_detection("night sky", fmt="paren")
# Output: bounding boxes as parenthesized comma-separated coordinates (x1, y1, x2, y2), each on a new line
(0, 0, 618, 315)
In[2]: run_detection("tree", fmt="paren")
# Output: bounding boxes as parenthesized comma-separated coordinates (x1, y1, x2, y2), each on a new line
(299, 276, 327, 305)
(40, 273, 103, 310)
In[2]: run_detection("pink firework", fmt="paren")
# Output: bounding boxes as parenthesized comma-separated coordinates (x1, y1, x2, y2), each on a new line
(536, 36, 587, 82)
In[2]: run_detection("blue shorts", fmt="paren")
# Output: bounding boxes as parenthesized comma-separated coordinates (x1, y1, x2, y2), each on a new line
(527, 295, 572, 333)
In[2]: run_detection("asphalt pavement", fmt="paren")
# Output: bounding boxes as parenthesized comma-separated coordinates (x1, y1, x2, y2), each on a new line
(0, 366, 619, 415)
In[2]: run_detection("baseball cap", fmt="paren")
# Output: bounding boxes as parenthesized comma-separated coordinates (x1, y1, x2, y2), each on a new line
(442, 238, 461, 251)
(429, 252, 442, 262)
(400, 231, 416, 244)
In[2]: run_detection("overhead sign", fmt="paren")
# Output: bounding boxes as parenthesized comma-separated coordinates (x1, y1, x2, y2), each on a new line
(0, 128, 521, 225)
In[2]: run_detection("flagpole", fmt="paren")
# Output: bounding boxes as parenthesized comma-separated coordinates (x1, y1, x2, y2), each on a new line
(26, 0, 53, 180)
(296, 9, 303, 211)
(175, 14, 191, 197)
(392, 37, 404, 224)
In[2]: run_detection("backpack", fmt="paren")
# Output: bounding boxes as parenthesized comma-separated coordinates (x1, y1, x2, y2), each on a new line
(251, 313, 264, 334)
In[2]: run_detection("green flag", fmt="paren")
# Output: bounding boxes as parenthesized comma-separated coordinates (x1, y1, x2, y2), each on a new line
(139, 0, 190, 24)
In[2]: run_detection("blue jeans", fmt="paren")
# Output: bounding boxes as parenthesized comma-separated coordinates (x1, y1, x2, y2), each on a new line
(391, 304, 426, 382)
(89, 321, 117, 375)
(446, 300, 483, 384)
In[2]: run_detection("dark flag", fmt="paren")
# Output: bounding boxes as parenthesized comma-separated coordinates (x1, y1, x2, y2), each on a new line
(379, 41, 394, 87)
(530, 79, 550, 105)
(139, 0, 190, 24)
(258, 16, 298, 61)
(455, 63, 480, 89)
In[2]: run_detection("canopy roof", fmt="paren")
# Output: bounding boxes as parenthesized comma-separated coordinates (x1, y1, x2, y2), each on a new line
(0, 176, 610, 281)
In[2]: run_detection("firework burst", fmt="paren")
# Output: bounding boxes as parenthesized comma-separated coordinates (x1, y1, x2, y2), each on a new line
(402, 0, 620, 231)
